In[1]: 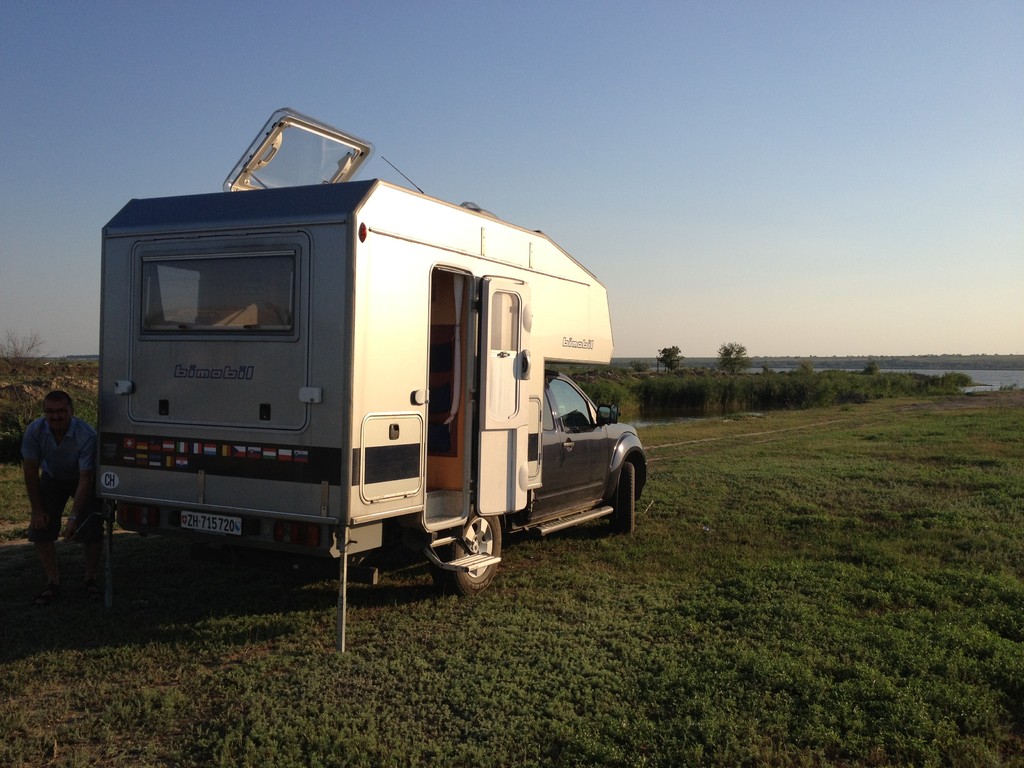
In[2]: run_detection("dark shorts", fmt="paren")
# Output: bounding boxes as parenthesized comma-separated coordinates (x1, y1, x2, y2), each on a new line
(27, 474, 104, 544)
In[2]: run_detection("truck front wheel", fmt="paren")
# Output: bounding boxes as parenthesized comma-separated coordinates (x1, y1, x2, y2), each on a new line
(611, 461, 636, 534)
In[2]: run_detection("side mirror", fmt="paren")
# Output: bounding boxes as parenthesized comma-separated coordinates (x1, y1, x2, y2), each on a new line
(597, 404, 619, 426)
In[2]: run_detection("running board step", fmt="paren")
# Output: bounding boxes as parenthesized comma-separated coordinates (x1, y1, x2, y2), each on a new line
(534, 506, 614, 536)
(423, 546, 502, 573)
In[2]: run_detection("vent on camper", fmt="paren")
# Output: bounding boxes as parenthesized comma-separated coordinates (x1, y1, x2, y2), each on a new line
(224, 109, 374, 192)
(460, 201, 499, 219)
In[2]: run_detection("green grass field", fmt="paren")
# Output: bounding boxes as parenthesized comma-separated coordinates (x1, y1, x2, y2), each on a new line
(1, 392, 1022, 767)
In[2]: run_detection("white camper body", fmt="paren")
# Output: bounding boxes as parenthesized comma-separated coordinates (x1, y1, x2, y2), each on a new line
(98, 112, 645, 637)
(98, 175, 614, 562)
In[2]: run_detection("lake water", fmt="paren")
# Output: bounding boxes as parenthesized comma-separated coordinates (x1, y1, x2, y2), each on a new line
(903, 369, 1023, 391)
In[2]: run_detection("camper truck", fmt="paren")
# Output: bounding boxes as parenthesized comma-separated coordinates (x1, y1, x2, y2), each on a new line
(97, 109, 646, 601)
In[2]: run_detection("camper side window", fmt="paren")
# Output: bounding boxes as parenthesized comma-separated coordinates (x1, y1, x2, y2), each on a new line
(141, 254, 295, 333)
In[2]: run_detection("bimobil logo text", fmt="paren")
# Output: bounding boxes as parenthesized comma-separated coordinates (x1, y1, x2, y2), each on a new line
(562, 337, 594, 350)
(174, 363, 255, 380)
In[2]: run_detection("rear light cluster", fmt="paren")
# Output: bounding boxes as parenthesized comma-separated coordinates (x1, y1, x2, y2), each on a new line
(117, 503, 160, 527)
(273, 521, 322, 547)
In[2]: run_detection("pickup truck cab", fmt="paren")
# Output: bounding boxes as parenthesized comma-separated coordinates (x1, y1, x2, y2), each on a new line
(519, 371, 647, 535)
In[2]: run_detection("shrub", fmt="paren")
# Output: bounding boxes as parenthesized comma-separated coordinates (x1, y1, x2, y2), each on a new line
(657, 346, 682, 371)
(577, 378, 639, 418)
(628, 368, 975, 415)
(717, 342, 751, 375)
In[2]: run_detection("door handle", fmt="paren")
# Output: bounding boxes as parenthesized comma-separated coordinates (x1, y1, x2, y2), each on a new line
(562, 439, 574, 453)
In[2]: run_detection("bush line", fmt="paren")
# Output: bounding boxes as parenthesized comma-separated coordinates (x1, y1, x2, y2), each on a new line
(574, 369, 974, 418)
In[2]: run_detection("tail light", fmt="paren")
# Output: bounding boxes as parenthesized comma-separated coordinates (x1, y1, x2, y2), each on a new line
(117, 503, 160, 527)
(272, 521, 322, 547)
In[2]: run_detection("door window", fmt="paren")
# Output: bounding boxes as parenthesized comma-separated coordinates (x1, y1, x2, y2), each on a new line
(546, 378, 595, 431)
(489, 291, 520, 353)
(485, 290, 521, 423)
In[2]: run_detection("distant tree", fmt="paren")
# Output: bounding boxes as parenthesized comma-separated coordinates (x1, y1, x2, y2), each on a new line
(717, 342, 750, 375)
(657, 346, 682, 371)
(0, 330, 44, 369)
(863, 359, 880, 375)
(629, 359, 650, 373)
(797, 359, 815, 375)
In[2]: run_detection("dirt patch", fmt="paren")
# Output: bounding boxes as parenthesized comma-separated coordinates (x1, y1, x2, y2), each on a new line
(0, 535, 31, 563)
(0, 366, 98, 406)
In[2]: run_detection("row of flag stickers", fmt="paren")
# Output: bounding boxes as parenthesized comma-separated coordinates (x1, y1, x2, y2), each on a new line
(121, 436, 309, 468)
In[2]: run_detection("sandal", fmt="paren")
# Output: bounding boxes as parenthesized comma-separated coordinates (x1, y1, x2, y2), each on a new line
(33, 583, 60, 606)
(84, 580, 102, 601)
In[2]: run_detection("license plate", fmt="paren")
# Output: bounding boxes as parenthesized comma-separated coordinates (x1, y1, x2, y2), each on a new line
(180, 511, 242, 535)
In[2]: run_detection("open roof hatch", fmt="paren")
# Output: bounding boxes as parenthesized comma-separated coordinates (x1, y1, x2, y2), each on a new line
(224, 108, 374, 192)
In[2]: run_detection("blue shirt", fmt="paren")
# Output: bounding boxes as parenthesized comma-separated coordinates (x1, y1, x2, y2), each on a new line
(21, 416, 97, 482)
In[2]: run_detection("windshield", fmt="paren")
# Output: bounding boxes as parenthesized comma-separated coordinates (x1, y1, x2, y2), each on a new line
(224, 109, 373, 192)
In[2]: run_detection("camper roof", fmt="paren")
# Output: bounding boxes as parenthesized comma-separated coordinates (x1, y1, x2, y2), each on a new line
(224, 109, 373, 192)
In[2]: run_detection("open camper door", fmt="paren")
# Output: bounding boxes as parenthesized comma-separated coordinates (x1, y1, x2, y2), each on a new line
(477, 277, 532, 515)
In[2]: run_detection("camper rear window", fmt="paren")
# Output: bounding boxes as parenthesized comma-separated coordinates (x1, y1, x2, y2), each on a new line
(141, 254, 295, 334)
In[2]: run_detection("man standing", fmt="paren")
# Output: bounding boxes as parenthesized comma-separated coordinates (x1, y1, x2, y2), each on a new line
(22, 390, 104, 604)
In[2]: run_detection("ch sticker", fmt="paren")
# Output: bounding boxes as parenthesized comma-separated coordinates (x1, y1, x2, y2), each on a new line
(100, 471, 120, 490)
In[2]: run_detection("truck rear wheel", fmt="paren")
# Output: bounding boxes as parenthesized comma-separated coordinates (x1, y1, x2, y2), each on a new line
(434, 514, 502, 596)
(611, 461, 636, 534)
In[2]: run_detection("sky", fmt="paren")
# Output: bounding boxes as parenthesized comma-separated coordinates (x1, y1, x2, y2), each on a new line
(1, 1, 1021, 359)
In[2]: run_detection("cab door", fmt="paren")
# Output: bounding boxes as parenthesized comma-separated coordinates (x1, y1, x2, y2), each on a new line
(531, 375, 608, 519)
(477, 277, 532, 514)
